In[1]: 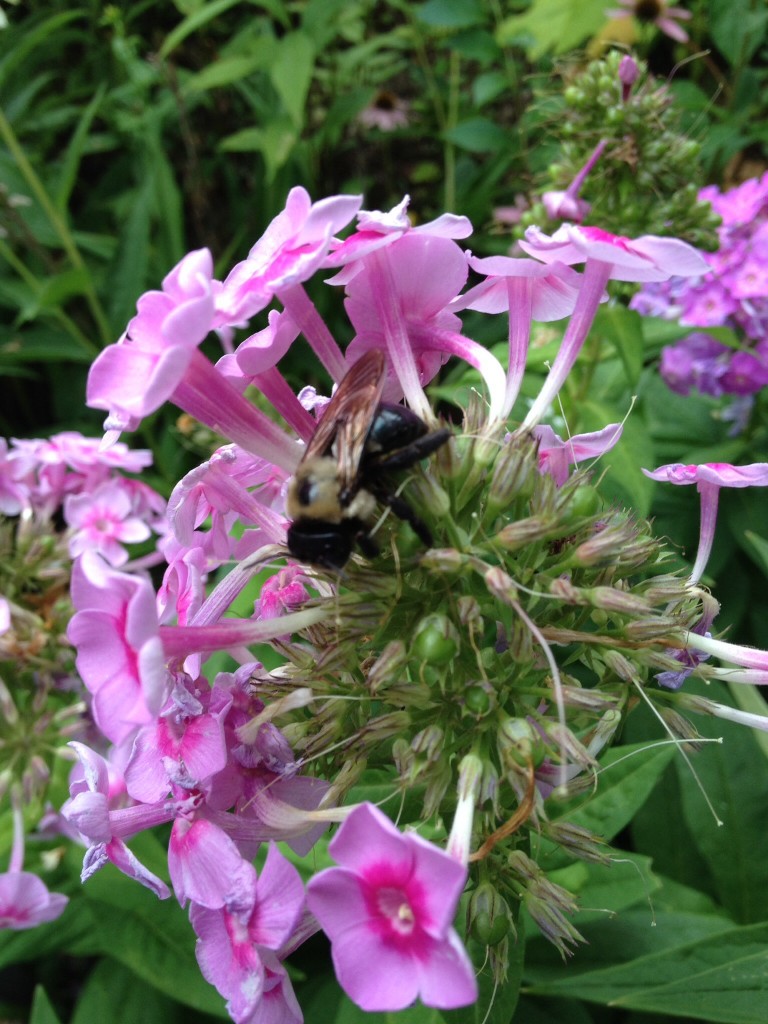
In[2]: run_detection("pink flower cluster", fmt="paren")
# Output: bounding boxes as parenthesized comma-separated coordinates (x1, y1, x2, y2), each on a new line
(632, 173, 768, 401)
(55, 191, 709, 1020)
(0, 430, 165, 567)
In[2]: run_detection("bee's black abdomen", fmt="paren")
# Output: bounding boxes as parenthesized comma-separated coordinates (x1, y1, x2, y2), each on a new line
(286, 518, 358, 570)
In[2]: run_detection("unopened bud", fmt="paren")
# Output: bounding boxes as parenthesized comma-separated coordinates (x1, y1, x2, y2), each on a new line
(624, 615, 681, 641)
(587, 586, 651, 615)
(484, 566, 519, 605)
(488, 435, 536, 510)
(411, 724, 444, 762)
(542, 821, 611, 865)
(367, 640, 407, 693)
(498, 716, 545, 768)
(602, 649, 637, 683)
(618, 54, 639, 101)
(420, 548, 465, 573)
(495, 515, 557, 551)
(469, 882, 513, 946)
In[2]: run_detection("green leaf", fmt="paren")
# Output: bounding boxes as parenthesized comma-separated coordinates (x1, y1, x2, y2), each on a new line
(554, 742, 677, 845)
(54, 83, 106, 211)
(472, 70, 507, 108)
(416, 0, 487, 29)
(443, 116, 507, 153)
(70, 958, 190, 1024)
(184, 53, 273, 94)
(158, 0, 253, 59)
(526, 920, 768, 1022)
(496, 0, 607, 58)
(709, 0, 768, 66)
(269, 32, 315, 128)
(219, 122, 297, 181)
(594, 304, 643, 387)
(105, 178, 154, 332)
(29, 987, 63, 1024)
(675, 680, 768, 924)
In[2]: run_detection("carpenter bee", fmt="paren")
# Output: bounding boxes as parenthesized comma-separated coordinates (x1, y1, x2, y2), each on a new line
(286, 349, 451, 570)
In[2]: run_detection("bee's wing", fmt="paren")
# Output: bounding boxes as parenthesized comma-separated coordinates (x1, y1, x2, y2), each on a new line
(302, 351, 386, 489)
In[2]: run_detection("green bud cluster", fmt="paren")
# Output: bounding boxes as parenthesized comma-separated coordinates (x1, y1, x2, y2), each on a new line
(519, 50, 721, 248)
(274, 417, 713, 961)
(0, 517, 79, 806)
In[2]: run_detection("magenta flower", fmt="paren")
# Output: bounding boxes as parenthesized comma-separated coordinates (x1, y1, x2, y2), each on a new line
(518, 224, 707, 428)
(0, 873, 69, 930)
(520, 224, 708, 283)
(190, 844, 305, 1024)
(534, 423, 623, 486)
(88, 248, 219, 420)
(67, 551, 168, 743)
(643, 462, 768, 584)
(306, 803, 477, 1012)
(63, 742, 173, 898)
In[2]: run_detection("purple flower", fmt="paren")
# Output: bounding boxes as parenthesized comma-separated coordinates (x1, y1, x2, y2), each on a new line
(306, 803, 477, 1012)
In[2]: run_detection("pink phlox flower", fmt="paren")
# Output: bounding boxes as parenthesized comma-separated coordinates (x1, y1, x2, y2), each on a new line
(729, 256, 768, 301)
(219, 311, 316, 441)
(680, 280, 739, 326)
(643, 462, 768, 489)
(231, 309, 300, 378)
(520, 224, 708, 282)
(643, 461, 768, 584)
(342, 232, 507, 415)
(168, 445, 287, 556)
(87, 248, 219, 422)
(65, 479, 152, 566)
(67, 551, 168, 744)
(157, 539, 208, 626)
(254, 568, 312, 641)
(533, 422, 623, 486)
(306, 803, 478, 1012)
(168, 807, 256, 910)
(452, 253, 582, 321)
(219, 187, 363, 322)
(0, 872, 69, 930)
(542, 190, 591, 223)
(325, 194, 472, 284)
(0, 597, 10, 636)
(124, 676, 232, 804)
(63, 742, 172, 898)
(606, 0, 692, 44)
(190, 844, 305, 1024)
(0, 438, 27, 515)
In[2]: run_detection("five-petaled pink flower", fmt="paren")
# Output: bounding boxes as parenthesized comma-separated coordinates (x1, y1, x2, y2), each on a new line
(306, 802, 477, 1012)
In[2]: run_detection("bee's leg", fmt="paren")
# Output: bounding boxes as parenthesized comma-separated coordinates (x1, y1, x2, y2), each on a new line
(373, 429, 451, 472)
(383, 493, 433, 547)
(356, 530, 380, 559)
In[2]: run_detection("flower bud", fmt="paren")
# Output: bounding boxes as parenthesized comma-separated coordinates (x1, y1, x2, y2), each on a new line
(468, 882, 513, 946)
(412, 614, 460, 665)
(498, 716, 545, 768)
(420, 548, 465, 573)
(495, 515, 557, 551)
(484, 566, 519, 606)
(367, 640, 407, 693)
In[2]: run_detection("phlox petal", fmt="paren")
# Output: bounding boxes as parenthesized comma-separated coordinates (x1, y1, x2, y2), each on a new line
(0, 873, 69, 930)
(169, 818, 255, 909)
